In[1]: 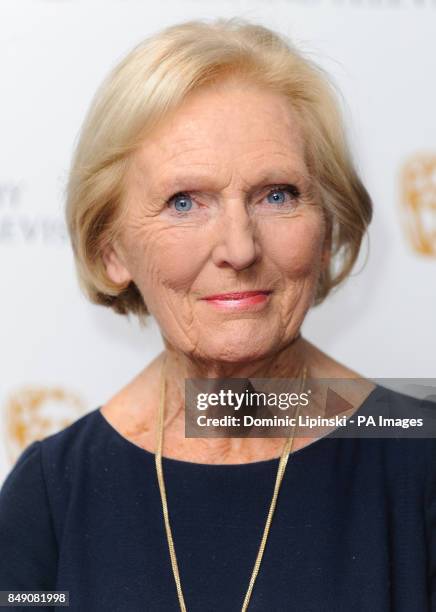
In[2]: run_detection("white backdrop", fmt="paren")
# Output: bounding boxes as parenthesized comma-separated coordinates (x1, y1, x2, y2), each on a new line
(1, 0, 435, 480)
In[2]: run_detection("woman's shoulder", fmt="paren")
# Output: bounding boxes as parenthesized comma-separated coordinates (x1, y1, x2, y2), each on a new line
(38, 407, 104, 461)
(0, 409, 104, 503)
(0, 407, 124, 548)
(357, 383, 436, 482)
(366, 382, 436, 421)
(2, 408, 102, 479)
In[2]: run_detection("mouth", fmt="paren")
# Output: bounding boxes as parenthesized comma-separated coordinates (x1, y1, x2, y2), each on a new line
(202, 290, 272, 301)
(201, 290, 272, 311)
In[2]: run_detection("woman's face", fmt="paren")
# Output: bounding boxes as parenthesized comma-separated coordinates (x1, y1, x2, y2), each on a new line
(104, 79, 330, 362)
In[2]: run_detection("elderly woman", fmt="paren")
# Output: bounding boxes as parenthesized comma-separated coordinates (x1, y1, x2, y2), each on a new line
(1, 17, 435, 612)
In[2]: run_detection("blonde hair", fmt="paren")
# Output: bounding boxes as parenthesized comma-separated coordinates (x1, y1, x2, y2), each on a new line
(65, 17, 372, 327)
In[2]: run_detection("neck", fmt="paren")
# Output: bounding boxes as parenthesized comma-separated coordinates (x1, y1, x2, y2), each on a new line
(154, 333, 310, 463)
(162, 330, 306, 396)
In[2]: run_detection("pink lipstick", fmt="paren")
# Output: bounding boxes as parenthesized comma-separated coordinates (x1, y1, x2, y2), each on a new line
(202, 290, 271, 311)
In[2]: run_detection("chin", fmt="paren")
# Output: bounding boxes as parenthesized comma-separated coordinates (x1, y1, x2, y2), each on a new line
(195, 335, 277, 365)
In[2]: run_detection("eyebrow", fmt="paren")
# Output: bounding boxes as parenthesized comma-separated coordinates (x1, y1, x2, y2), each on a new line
(157, 166, 310, 194)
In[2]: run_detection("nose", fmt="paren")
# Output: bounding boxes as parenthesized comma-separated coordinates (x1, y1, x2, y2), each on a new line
(210, 202, 260, 271)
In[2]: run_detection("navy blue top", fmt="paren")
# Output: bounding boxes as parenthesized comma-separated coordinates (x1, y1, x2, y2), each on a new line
(1, 384, 436, 611)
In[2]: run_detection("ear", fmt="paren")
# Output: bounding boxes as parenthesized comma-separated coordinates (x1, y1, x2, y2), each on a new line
(102, 244, 133, 285)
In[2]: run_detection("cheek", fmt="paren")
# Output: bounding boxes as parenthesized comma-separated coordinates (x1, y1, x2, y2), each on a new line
(266, 215, 325, 278)
(126, 224, 208, 297)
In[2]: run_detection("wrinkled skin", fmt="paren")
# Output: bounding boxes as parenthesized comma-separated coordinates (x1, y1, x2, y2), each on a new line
(104, 79, 329, 368)
(101, 79, 367, 463)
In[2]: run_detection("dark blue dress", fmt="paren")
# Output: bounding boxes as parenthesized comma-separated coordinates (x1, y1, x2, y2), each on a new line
(1, 385, 435, 611)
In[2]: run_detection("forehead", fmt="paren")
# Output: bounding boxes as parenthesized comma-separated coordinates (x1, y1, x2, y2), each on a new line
(131, 81, 308, 187)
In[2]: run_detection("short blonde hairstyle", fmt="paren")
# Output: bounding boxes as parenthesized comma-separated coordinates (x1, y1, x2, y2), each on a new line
(65, 17, 372, 327)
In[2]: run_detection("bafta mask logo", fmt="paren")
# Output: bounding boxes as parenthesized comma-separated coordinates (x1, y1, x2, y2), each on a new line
(399, 153, 436, 256)
(3, 387, 86, 465)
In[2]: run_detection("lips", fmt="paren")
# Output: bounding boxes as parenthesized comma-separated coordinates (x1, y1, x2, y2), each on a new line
(203, 290, 271, 300)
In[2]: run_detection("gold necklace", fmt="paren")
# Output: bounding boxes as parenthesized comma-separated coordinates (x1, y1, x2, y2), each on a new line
(154, 354, 308, 612)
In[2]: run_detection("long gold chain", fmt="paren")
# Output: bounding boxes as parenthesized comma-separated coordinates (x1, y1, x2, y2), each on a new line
(154, 354, 307, 612)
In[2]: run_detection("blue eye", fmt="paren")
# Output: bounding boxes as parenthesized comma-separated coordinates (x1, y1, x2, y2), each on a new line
(168, 193, 193, 213)
(266, 185, 300, 205)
